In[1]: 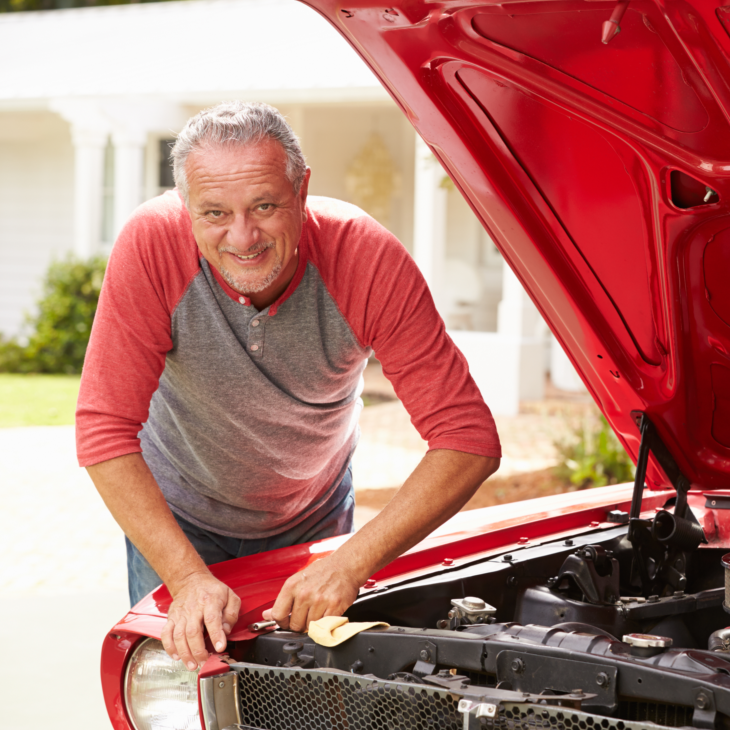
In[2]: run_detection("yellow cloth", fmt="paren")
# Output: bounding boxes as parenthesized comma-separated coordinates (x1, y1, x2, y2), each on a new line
(308, 616, 390, 647)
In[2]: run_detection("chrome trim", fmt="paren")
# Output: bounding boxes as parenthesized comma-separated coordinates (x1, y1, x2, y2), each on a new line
(200, 672, 241, 730)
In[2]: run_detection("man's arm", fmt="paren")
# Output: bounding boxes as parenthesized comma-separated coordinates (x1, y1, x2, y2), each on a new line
(263, 449, 499, 631)
(87, 454, 240, 670)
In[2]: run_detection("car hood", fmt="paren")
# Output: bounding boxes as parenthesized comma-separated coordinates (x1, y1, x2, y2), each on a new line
(298, 0, 730, 491)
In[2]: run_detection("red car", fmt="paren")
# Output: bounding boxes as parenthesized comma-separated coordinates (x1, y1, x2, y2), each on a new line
(102, 2, 730, 729)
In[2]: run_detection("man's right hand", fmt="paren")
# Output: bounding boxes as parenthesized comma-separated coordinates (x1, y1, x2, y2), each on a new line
(87, 454, 242, 667)
(161, 570, 241, 669)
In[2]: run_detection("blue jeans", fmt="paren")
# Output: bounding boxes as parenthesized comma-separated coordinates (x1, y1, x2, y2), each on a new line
(126, 464, 355, 606)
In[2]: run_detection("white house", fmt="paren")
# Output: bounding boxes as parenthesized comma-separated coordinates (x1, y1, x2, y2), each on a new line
(0, 0, 583, 412)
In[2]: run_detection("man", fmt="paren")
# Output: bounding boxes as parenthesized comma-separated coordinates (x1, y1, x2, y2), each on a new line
(77, 101, 500, 673)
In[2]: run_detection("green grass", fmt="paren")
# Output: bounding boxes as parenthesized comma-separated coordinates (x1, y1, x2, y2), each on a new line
(0, 374, 81, 427)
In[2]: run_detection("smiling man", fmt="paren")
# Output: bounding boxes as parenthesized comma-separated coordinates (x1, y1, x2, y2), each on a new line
(77, 102, 501, 672)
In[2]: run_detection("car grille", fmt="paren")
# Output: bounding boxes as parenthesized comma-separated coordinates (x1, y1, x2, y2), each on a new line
(230, 663, 692, 730)
(234, 664, 461, 730)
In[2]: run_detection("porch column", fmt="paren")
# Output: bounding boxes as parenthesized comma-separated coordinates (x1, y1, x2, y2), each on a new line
(112, 129, 145, 238)
(412, 134, 447, 315)
(70, 127, 108, 259)
(497, 263, 547, 401)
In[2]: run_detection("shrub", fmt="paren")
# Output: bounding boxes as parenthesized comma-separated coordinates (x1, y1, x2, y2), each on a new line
(0, 256, 107, 374)
(555, 412, 635, 488)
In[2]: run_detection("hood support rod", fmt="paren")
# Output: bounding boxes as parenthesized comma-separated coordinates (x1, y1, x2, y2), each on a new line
(628, 412, 701, 595)
(629, 411, 691, 522)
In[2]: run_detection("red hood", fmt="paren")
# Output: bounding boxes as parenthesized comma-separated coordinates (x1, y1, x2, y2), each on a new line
(298, 0, 730, 491)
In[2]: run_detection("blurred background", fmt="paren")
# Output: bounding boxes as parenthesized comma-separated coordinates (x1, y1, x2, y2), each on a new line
(0, 0, 634, 728)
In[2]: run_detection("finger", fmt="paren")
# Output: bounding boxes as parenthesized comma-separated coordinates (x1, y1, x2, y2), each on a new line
(161, 618, 179, 661)
(185, 612, 210, 667)
(221, 592, 241, 637)
(288, 586, 313, 633)
(261, 607, 273, 621)
(270, 577, 297, 630)
(204, 603, 226, 654)
(173, 617, 198, 671)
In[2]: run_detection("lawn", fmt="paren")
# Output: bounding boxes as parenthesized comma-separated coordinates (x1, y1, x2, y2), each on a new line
(0, 374, 81, 427)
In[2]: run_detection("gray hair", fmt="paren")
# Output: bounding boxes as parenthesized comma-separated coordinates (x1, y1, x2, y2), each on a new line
(171, 101, 306, 206)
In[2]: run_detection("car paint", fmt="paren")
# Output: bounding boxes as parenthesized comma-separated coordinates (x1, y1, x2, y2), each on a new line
(296, 0, 730, 493)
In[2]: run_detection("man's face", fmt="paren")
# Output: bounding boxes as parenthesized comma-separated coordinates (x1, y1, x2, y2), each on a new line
(186, 138, 310, 306)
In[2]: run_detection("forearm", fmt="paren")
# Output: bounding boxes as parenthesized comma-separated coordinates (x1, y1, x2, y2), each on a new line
(86, 453, 209, 592)
(332, 449, 500, 583)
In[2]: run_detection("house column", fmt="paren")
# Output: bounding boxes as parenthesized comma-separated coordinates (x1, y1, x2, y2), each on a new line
(51, 100, 111, 259)
(497, 263, 547, 401)
(412, 134, 447, 315)
(112, 129, 146, 237)
(70, 126, 108, 259)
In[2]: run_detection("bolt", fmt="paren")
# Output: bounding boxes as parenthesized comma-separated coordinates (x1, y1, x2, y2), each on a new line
(590, 521, 600, 528)
(350, 660, 364, 673)
(573, 688, 584, 696)
(218, 681, 225, 688)
(696, 694, 709, 710)
(420, 650, 430, 661)
(511, 658, 525, 674)
(518, 537, 529, 545)
(648, 594, 659, 603)
(674, 590, 685, 599)
(596, 673, 609, 688)
(463, 597, 487, 610)
(364, 578, 377, 588)
(368, 647, 374, 653)
(447, 609, 456, 619)
(504, 554, 513, 562)
(442, 558, 454, 566)
(565, 539, 574, 546)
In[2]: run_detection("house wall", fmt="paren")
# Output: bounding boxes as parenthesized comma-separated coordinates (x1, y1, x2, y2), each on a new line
(0, 111, 74, 338)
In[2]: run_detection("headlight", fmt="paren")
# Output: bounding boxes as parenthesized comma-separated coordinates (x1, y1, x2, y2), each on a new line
(124, 637, 200, 730)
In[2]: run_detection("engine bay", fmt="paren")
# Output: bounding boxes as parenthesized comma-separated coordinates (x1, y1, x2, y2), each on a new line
(220, 416, 730, 729)
(225, 521, 730, 729)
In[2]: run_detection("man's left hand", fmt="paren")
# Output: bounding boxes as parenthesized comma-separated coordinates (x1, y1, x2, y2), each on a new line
(262, 554, 361, 632)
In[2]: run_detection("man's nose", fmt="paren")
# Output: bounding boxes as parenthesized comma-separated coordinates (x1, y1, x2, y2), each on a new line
(227, 213, 261, 249)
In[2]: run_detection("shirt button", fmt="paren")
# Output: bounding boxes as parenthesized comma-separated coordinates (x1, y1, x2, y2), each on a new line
(252, 320, 260, 327)
(239, 297, 245, 304)
(250, 344, 259, 351)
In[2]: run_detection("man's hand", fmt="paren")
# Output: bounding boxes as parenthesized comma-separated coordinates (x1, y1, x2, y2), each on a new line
(263, 450, 499, 633)
(161, 570, 241, 669)
(262, 554, 361, 632)
(87, 453, 241, 664)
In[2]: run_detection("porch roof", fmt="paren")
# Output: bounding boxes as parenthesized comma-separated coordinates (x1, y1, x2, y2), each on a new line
(0, 0, 386, 105)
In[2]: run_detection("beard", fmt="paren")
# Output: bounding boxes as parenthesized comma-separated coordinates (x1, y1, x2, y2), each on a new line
(218, 244, 283, 294)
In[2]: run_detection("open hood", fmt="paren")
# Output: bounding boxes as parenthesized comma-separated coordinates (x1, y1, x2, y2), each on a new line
(299, 0, 730, 492)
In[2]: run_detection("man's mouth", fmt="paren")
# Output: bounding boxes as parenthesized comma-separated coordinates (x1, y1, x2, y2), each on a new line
(234, 250, 267, 260)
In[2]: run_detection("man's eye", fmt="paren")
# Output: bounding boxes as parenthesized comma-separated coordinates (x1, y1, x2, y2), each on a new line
(258, 203, 274, 211)
(208, 210, 224, 218)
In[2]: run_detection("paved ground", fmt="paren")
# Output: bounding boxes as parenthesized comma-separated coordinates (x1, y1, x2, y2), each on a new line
(0, 371, 588, 729)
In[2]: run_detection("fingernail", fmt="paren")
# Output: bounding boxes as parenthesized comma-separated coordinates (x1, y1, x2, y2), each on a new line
(172, 654, 179, 661)
(223, 623, 231, 633)
(187, 661, 196, 670)
(216, 641, 225, 651)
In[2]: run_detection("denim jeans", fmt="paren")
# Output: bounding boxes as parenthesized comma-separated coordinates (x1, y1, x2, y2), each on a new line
(126, 463, 354, 606)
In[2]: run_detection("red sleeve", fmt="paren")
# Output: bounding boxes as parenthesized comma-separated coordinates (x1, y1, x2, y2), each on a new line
(75, 192, 200, 467)
(306, 199, 501, 458)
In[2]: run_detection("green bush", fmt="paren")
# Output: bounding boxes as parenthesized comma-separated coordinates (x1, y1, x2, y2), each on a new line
(0, 256, 107, 374)
(555, 413, 635, 488)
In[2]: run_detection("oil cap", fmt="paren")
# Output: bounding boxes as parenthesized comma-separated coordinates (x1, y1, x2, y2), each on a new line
(623, 633, 672, 657)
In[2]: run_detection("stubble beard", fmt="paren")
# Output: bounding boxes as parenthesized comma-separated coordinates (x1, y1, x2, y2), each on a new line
(219, 244, 283, 295)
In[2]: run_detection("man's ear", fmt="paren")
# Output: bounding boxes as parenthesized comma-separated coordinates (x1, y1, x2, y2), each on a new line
(299, 168, 312, 220)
